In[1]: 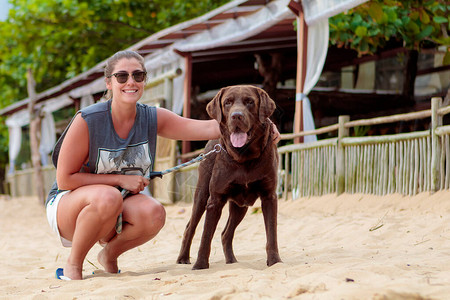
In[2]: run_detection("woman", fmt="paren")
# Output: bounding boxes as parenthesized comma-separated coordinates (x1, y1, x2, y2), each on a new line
(46, 50, 279, 280)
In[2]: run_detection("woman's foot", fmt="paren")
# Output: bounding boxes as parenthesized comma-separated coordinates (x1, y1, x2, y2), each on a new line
(97, 248, 119, 273)
(62, 263, 83, 280)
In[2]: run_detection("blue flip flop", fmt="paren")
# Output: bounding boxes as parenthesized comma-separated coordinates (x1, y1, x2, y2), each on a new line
(55, 268, 72, 281)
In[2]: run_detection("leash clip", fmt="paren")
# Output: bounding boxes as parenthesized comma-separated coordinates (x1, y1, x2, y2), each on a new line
(213, 144, 224, 153)
(203, 143, 224, 157)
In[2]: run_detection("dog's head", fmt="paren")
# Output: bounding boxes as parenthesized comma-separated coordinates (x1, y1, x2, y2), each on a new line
(207, 85, 275, 149)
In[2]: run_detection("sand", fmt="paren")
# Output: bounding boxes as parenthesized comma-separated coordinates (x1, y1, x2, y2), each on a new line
(1, 191, 450, 299)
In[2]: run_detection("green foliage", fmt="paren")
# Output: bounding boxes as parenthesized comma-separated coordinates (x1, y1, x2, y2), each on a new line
(329, 0, 449, 59)
(0, 118, 9, 164)
(0, 0, 230, 96)
(0, 71, 21, 172)
(0, 0, 230, 175)
(14, 127, 31, 169)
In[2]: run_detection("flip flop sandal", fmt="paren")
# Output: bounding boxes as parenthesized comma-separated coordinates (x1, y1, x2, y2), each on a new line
(55, 268, 72, 281)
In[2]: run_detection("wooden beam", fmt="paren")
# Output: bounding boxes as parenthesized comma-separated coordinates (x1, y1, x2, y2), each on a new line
(288, 0, 302, 16)
(182, 53, 193, 156)
(294, 5, 308, 143)
(26, 69, 45, 204)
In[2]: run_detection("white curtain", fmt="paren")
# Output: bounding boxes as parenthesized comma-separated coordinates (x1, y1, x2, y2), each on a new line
(301, 19, 330, 143)
(6, 110, 29, 173)
(6, 111, 56, 168)
(301, 0, 368, 26)
(39, 111, 56, 166)
(174, 0, 293, 53)
(5, 94, 73, 170)
(292, 20, 328, 197)
(7, 126, 22, 173)
(298, 0, 367, 143)
(142, 0, 294, 116)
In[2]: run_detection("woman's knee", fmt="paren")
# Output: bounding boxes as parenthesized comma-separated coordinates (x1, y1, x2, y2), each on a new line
(153, 202, 166, 230)
(89, 187, 123, 219)
(140, 200, 166, 233)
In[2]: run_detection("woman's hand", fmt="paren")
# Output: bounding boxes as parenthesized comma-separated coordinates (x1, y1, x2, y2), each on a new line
(119, 175, 150, 194)
(268, 119, 281, 144)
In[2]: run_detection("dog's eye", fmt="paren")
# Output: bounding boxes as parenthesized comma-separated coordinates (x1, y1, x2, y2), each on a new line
(223, 99, 232, 106)
(244, 98, 254, 106)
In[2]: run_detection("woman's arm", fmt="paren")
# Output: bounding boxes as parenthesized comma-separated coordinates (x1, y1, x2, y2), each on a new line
(157, 107, 220, 141)
(157, 107, 281, 143)
(56, 114, 148, 193)
(56, 113, 92, 190)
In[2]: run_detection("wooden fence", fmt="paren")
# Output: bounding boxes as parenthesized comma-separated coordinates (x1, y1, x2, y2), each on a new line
(6, 97, 448, 203)
(277, 97, 449, 200)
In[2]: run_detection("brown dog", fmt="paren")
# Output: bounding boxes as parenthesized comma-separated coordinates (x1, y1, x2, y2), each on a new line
(176, 85, 282, 269)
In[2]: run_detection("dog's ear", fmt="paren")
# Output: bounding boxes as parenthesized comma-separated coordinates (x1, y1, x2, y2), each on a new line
(257, 88, 276, 123)
(207, 87, 226, 123)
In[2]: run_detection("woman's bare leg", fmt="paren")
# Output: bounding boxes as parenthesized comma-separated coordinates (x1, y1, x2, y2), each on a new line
(57, 185, 123, 280)
(97, 194, 166, 273)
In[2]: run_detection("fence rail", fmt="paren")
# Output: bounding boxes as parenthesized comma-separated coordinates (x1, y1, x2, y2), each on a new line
(6, 97, 448, 202)
(173, 97, 448, 202)
(277, 97, 448, 200)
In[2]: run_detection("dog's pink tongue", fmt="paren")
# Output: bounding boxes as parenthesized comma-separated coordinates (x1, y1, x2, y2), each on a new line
(230, 132, 248, 148)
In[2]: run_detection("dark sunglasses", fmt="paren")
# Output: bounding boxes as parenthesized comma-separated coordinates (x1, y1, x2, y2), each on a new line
(107, 71, 147, 84)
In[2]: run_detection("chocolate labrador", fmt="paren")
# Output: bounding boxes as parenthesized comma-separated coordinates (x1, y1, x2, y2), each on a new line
(176, 85, 282, 269)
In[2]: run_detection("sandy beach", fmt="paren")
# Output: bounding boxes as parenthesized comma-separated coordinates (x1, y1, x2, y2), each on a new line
(1, 191, 450, 299)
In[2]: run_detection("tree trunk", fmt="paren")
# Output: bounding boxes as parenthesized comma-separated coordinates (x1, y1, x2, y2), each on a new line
(403, 49, 418, 102)
(27, 69, 45, 204)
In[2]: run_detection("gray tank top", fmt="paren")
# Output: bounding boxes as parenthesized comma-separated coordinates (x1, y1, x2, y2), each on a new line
(46, 100, 157, 205)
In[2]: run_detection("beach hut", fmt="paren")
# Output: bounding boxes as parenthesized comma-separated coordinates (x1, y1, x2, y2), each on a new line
(2, 0, 396, 200)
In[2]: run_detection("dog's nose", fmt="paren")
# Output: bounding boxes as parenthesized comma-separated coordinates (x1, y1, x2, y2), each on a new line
(231, 111, 244, 121)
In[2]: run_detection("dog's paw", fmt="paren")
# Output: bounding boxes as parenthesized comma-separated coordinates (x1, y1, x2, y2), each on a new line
(192, 261, 209, 270)
(225, 257, 238, 264)
(267, 254, 282, 267)
(176, 257, 191, 264)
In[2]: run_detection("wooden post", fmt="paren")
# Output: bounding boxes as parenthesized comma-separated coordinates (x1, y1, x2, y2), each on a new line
(293, 6, 308, 144)
(403, 50, 418, 101)
(164, 78, 173, 109)
(431, 97, 442, 192)
(182, 53, 192, 157)
(336, 115, 349, 195)
(26, 69, 45, 204)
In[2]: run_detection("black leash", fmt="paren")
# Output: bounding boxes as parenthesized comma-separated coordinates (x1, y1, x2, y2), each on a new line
(115, 144, 224, 234)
